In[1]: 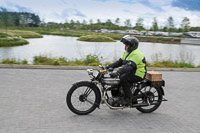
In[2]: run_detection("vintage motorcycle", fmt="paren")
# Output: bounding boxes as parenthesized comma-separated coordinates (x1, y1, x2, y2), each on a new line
(66, 65, 167, 115)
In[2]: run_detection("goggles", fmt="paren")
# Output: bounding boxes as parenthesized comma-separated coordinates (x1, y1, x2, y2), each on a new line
(120, 38, 130, 46)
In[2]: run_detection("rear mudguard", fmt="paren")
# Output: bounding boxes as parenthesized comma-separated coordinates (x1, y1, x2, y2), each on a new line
(72, 81, 101, 107)
(137, 80, 165, 96)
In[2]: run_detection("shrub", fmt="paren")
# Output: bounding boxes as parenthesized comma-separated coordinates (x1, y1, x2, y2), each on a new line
(32, 54, 100, 66)
(84, 54, 100, 65)
(21, 59, 28, 64)
(1, 59, 19, 64)
(78, 35, 116, 42)
(0, 58, 27, 64)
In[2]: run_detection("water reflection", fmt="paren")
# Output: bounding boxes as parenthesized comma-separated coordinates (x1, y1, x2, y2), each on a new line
(0, 35, 199, 65)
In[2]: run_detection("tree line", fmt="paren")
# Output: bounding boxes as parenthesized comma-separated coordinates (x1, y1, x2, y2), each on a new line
(0, 8, 40, 27)
(0, 8, 200, 32)
(41, 17, 199, 32)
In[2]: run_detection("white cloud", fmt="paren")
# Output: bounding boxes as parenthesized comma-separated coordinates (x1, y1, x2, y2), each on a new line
(0, 0, 200, 27)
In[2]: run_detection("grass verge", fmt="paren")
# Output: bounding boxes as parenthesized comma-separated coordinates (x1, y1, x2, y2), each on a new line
(0, 54, 199, 68)
(0, 58, 28, 64)
(33, 54, 100, 66)
(147, 60, 196, 68)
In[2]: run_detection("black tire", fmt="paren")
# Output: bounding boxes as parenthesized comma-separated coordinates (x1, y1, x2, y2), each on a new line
(66, 81, 101, 115)
(134, 86, 163, 113)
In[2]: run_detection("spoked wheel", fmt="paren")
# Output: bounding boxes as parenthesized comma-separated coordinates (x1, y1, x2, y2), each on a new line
(134, 86, 163, 113)
(66, 82, 101, 115)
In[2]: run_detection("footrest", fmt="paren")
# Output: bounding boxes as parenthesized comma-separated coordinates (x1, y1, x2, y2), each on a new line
(162, 98, 168, 101)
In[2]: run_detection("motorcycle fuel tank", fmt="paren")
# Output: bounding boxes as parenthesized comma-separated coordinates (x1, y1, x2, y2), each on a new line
(102, 78, 120, 85)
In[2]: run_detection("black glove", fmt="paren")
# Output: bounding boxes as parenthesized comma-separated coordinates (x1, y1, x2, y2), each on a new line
(110, 71, 120, 78)
(107, 67, 114, 72)
(105, 65, 110, 69)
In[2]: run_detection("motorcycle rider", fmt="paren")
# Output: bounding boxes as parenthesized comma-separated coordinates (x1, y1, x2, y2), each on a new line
(106, 35, 147, 106)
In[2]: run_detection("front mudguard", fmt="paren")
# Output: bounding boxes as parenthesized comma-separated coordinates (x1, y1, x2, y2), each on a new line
(72, 81, 101, 107)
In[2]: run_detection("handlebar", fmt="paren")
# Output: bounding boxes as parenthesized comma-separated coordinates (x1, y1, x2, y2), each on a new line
(98, 65, 105, 70)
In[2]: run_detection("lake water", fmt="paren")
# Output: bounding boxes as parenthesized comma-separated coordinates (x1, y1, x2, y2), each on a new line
(0, 35, 200, 66)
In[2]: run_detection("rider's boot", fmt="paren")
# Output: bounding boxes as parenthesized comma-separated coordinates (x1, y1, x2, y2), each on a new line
(122, 97, 132, 106)
(116, 97, 132, 106)
(121, 85, 133, 106)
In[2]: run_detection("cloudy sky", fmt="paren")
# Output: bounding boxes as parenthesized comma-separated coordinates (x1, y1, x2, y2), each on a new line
(0, 0, 200, 28)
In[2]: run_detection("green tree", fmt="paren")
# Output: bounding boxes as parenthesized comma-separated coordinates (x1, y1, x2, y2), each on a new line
(97, 19, 101, 24)
(75, 20, 81, 29)
(63, 22, 69, 28)
(115, 18, 120, 25)
(135, 18, 144, 31)
(106, 19, 112, 23)
(69, 20, 75, 29)
(30, 14, 40, 26)
(82, 20, 87, 25)
(89, 19, 93, 24)
(0, 11, 15, 28)
(167, 16, 175, 32)
(181, 17, 190, 32)
(124, 19, 132, 27)
(152, 17, 159, 31)
(19, 14, 28, 27)
(190, 27, 200, 31)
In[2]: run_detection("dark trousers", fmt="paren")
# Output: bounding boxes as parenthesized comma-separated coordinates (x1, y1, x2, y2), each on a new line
(119, 73, 143, 99)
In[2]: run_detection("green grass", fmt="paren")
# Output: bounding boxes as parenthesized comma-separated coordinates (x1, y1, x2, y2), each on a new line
(0, 33, 9, 38)
(133, 36, 180, 44)
(0, 36, 29, 47)
(0, 29, 43, 47)
(9, 27, 88, 37)
(0, 30, 43, 38)
(78, 35, 116, 42)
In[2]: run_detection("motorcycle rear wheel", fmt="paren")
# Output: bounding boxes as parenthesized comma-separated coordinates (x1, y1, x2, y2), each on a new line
(134, 86, 163, 113)
(66, 81, 101, 115)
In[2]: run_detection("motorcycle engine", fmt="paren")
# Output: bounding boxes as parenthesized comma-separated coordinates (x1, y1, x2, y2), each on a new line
(108, 86, 124, 97)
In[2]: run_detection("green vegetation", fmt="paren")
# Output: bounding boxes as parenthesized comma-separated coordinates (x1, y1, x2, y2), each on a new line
(3, 30, 43, 38)
(0, 33, 29, 47)
(0, 9, 40, 27)
(1, 58, 28, 64)
(148, 52, 197, 68)
(0, 8, 183, 44)
(0, 29, 42, 47)
(147, 60, 195, 68)
(10, 27, 180, 43)
(33, 54, 100, 66)
(78, 35, 116, 42)
(136, 36, 180, 44)
(0, 54, 199, 68)
(1, 8, 200, 33)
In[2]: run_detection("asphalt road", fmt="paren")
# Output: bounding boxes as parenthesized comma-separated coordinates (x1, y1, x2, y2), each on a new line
(0, 69, 200, 133)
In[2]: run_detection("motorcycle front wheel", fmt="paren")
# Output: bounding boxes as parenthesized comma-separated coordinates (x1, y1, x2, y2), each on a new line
(66, 81, 101, 115)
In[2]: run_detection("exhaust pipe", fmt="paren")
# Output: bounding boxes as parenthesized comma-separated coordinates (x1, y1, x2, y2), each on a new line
(131, 102, 159, 108)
